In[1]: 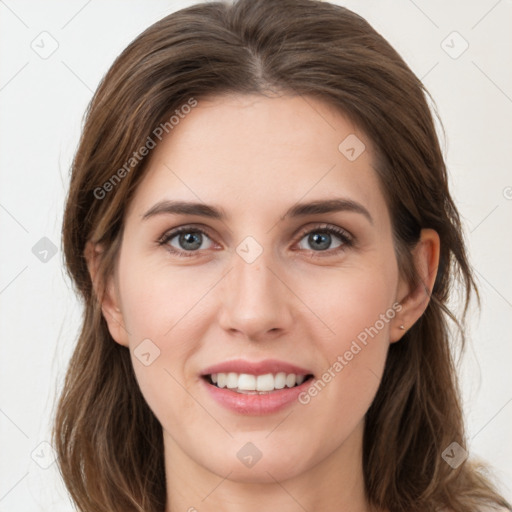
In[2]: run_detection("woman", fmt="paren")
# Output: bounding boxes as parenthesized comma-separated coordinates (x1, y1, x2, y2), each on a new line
(53, 0, 511, 510)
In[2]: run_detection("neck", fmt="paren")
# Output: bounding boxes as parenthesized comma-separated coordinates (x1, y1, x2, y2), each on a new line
(164, 421, 374, 512)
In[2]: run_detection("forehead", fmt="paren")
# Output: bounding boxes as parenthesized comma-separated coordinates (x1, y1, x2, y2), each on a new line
(127, 93, 389, 227)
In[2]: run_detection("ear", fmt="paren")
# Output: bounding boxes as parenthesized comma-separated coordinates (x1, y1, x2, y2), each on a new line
(84, 241, 130, 347)
(391, 228, 440, 342)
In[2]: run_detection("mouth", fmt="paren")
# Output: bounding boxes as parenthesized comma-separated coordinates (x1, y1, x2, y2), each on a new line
(202, 372, 315, 394)
(200, 360, 316, 414)
(199, 359, 316, 414)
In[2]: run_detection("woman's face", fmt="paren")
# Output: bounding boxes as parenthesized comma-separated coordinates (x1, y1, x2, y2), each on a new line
(100, 93, 410, 485)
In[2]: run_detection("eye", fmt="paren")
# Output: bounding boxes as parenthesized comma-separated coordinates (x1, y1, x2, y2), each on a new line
(296, 224, 353, 255)
(157, 223, 354, 258)
(158, 226, 215, 257)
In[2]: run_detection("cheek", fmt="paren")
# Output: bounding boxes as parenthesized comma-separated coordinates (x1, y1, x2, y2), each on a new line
(116, 255, 210, 421)
(298, 264, 397, 420)
(305, 259, 397, 345)
(118, 249, 214, 340)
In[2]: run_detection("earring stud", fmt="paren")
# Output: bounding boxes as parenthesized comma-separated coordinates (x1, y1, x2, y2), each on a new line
(399, 324, 405, 330)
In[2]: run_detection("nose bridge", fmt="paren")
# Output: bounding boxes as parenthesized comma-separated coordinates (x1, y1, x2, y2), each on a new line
(218, 238, 293, 337)
(232, 253, 275, 304)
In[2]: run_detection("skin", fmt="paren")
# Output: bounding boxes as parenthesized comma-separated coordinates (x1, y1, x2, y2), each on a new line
(86, 93, 440, 512)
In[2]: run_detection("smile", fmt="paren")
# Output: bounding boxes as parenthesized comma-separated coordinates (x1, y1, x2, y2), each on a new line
(205, 372, 312, 393)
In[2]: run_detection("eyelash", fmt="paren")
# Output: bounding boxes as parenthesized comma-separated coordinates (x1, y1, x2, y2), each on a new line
(157, 223, 354, 258)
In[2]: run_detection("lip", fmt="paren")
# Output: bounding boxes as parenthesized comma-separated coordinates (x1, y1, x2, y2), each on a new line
(201, 374, 315, 415)
(200, 358, 315, 415)
(200, 358, 313, 377)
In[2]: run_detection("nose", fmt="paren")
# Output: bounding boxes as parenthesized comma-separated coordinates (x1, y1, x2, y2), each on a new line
(217, 250, 295, 341)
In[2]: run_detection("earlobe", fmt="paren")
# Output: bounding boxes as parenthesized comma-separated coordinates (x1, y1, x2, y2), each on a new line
(392, 228, 440, 342)
(84, 241, 130, 347)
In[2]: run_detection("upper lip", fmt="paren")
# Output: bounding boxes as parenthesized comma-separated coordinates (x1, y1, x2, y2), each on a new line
(201, 359, 314, 377)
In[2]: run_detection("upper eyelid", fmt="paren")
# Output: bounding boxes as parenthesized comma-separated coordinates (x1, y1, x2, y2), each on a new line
(296, 223, 351, 238)
(159, 223, 352, 247)
(159, 224, 217, 245)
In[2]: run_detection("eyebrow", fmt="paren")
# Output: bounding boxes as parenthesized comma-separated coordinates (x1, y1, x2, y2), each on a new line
(141, 198, 373, 225)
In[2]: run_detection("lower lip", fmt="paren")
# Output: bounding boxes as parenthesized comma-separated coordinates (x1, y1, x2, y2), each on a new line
(201, 376, 314, 415)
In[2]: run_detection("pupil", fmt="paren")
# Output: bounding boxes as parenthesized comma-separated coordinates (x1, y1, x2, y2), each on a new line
(309, 232, 330, 251)
(180, 232, 202, 250)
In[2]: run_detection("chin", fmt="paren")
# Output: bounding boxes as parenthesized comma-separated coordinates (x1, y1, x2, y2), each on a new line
(208, 455, 307, 484)
(190, 434, 323, 484)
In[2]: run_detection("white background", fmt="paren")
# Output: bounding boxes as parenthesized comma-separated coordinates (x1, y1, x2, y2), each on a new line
(0, 0, 511, 510)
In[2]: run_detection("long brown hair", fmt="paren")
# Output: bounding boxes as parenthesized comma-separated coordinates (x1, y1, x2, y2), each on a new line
(53, 0, 511, 510)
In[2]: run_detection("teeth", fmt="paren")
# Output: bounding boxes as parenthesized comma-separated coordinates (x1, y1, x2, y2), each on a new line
(256, 373, 275, 392)
(274, 372, 286, 389)
(237, 373, 256, 390)
(217, 373, 227, 388)
(209, 372, 308, 392)
(226, 372, 239, 389)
